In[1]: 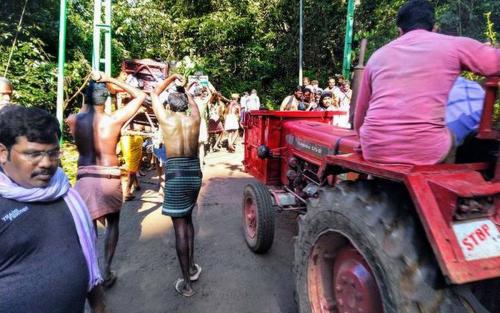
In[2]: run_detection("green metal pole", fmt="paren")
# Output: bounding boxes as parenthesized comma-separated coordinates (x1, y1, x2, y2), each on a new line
(56, 0, 68, 138)
(299, 0, 303, 86)
(104, 0, 112, 75)
(342, 0, 355, 79)
(92, 0, 102, 70)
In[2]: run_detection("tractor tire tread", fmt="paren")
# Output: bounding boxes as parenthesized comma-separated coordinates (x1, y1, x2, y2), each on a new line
(295, 180, 468, 313)
(243, 181, 275, 254)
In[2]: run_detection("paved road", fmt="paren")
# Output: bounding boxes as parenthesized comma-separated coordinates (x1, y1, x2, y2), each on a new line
(94, 146, 299, 313)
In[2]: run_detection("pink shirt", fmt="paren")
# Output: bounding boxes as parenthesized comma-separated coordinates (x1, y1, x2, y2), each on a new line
(355, 30, 499, 165)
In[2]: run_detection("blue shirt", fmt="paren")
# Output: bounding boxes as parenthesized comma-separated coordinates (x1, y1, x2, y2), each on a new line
(446, 77, 485, 145)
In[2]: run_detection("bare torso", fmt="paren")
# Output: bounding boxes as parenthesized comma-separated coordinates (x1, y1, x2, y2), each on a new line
(159, 113, 200, 158)
(68, 110, 123, 167)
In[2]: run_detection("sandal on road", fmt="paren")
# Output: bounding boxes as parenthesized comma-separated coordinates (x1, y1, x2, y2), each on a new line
(190, 264, 202, 282)
(174, 278, 195, 297)
(102, 271, 117, 289)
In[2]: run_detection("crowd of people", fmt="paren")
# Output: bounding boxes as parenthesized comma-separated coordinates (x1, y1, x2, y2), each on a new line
(0, 0, 498, 312)
(0, 69, 265, 312)
(0, 71, 209, 312)
(279, 75, 352, 128)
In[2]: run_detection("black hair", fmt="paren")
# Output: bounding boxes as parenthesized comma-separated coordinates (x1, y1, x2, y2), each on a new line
(319, 91, 333, 107)
(396, 0, 435, 33)
(0, 106, 60, 149)
(303, 87, 312, 94)
(294, 86, 303, 92)
(85, 80, 109, 106)
(167, 92, 189, 112)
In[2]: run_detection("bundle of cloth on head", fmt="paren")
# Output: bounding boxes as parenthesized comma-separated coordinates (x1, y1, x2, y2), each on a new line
(0, 168, 102, 291)
(87, 81, 110, 106)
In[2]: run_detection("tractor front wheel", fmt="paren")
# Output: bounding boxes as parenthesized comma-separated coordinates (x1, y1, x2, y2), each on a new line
(242, 181, 275, 253)
(295, 180, 469, 313)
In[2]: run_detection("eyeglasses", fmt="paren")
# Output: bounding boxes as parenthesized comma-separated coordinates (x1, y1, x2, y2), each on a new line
(12, 148, 62, 163)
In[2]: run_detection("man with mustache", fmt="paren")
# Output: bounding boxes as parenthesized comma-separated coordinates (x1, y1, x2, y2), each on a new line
(0, 106, 105, 313)
(67, 71, 146, 288)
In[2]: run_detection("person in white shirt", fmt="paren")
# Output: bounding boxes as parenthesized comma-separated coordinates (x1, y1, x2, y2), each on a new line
(246, 89, 261, 111)
(240, 92, 249, 112)
(333, 82, 352, 128)
(324, 77, 341, 96)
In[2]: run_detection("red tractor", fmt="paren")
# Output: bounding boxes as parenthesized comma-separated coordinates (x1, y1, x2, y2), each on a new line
(241, 77, 499, 313)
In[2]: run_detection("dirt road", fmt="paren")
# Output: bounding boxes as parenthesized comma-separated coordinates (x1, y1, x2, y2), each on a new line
(97, 145, 299, 313)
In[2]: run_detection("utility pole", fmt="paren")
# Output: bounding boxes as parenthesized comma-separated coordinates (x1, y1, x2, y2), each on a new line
(299, 0, 303, 86)
(92, 0, 112, 112)
(56, 0, 67, 137)
(342, 0, 356, 79)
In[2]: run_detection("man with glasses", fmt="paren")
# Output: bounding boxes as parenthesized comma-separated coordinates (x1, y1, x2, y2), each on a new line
(0, 106, 105, 313)
(67, 71, 146, 288)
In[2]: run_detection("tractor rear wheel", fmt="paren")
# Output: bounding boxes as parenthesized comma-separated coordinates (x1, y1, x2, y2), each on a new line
(295, 180, 471, 313)
(242, 181, 275, 253)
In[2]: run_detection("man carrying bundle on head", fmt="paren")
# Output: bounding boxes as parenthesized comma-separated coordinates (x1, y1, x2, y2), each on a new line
(66, 71, 146, 288)
(151, 74, 203, 297)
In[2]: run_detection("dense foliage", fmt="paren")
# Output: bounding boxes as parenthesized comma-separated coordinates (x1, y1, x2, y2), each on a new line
(1, 0, 498, 112)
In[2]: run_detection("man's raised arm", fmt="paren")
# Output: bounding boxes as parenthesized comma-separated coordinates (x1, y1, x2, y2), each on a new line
(151, 92, 168, 124)
(153, 74, 183, 96)
(151, 74, 183, 124)
(92, 71, 146, 124)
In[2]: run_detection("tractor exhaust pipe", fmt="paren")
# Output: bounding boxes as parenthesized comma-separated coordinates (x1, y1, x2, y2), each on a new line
(348, 38, 368, 129)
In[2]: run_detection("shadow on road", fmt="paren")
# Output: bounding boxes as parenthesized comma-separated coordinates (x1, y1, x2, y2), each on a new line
(93, 148, 299, 313)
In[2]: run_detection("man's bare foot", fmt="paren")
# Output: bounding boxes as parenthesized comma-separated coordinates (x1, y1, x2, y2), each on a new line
(174, 278, 195, 297)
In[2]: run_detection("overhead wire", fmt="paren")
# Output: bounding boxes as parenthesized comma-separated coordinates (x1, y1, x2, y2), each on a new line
(4, 0, 30, 77)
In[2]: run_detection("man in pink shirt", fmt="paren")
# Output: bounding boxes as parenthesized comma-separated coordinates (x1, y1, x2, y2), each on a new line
(354, 0, 499, 165)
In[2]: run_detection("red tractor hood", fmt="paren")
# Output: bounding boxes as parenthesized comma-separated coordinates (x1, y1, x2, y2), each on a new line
(282, 121, 359, 165)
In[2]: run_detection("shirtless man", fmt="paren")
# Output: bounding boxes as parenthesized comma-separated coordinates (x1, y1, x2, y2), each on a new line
(151, 74, 202, 297)
(67, 71, 146, 288)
